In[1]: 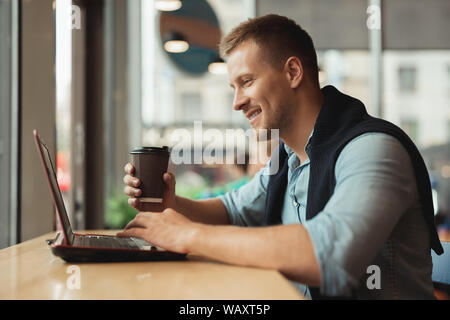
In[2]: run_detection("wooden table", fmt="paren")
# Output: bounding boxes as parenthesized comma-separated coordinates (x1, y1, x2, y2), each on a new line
(0, 231, 304, 300)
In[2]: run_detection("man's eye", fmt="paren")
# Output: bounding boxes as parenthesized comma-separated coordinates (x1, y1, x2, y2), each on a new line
(243, 79, 253, 86)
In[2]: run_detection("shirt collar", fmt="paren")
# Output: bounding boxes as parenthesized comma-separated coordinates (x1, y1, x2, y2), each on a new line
(283, 129, 314, 170)
(283, 129, 315, 157)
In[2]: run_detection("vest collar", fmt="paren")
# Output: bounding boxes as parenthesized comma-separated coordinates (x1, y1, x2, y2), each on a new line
(310, 85, 369, 148)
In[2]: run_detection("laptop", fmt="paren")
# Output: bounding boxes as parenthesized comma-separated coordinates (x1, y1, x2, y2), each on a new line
(33, 129, 186, 262)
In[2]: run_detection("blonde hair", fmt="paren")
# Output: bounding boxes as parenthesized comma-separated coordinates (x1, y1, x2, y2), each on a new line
(219, 14, 319, 82)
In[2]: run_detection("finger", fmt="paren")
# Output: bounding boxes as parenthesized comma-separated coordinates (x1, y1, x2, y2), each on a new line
(167, 161, 176, 174)
(124, 212, 153, 230)
(128, 197, 141, 210)
(123, 174, 140, 187)
(123, 216, 144, 230)
(124, 163, 135, 175)
(117, 227, 146, 239)
(124, 185, 142, 197)
(163, 172, 176, 190)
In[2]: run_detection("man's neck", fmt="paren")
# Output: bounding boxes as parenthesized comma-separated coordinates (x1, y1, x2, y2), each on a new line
(281, 86, 323, 164)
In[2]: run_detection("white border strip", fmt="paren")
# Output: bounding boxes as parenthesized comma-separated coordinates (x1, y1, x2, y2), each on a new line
(140, 198, 163, 203)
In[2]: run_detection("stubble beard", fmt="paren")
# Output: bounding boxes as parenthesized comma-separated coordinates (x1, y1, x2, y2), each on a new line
(259, 105, 292, 141)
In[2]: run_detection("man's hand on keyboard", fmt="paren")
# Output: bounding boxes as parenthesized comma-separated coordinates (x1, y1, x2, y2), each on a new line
(116, 208, 201, 254)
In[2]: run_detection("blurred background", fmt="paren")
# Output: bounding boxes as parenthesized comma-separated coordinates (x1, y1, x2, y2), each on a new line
(0, 0, 449, 248)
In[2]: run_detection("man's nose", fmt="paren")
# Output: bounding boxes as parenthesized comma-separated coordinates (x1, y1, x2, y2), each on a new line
(233, 89, 250, 111)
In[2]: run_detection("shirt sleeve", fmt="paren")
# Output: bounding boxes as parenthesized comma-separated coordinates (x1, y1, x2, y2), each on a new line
(303, 132, 418, 296)
(218, 161, 271, 227)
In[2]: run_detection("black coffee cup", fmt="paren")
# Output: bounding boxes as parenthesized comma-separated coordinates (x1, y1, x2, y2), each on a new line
(130, 146, 170, 204)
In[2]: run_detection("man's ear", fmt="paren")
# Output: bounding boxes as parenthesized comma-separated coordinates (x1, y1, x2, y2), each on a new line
(284, 56, 303, 89)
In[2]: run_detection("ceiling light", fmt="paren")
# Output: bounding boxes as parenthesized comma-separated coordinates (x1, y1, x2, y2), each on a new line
(163, 31, 189, 53)
(208, 57, 227, 74)
(155, 0, 182, 12)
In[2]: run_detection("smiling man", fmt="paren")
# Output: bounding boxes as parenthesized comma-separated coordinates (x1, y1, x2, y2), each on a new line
(119, 14, 443, 299)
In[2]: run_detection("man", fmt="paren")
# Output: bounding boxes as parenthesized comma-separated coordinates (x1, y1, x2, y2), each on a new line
(119, 14, 443, 299)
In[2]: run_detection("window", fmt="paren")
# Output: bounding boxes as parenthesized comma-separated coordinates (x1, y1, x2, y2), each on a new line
(181, 93, 202, 122)
(55, 0, 73, 226)
(141, 0, 248, 134)
(401, 118, 419, 143)
(45, 0, 450, 231)
(448, 120, 450, 141)
(318, 50, 372, 114)
(386, 51, 450, 220)
(398, 66, 417, 92)
(447, 65, 450, 93)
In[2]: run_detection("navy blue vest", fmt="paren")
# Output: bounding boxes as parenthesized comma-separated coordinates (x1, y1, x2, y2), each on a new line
(264, 85, 443, 299)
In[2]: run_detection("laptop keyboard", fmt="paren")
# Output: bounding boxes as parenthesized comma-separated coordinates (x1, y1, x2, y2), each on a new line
(73, 235, 156, 250)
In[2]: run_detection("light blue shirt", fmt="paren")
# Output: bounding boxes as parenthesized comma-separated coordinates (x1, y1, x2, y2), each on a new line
(219, 132, 435, 299)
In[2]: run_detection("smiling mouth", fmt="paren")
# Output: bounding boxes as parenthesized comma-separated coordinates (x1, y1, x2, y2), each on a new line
(249, 110, 261, 120)
(247, 108, 262, 124)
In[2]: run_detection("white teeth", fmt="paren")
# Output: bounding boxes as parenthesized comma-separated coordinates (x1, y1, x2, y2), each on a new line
(250, 110, 261, 120)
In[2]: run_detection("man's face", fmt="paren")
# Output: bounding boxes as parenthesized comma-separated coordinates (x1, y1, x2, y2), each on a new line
(227, 41, 294, 133)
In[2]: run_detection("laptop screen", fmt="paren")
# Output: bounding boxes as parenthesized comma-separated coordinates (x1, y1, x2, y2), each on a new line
(34, 131, 74, 244)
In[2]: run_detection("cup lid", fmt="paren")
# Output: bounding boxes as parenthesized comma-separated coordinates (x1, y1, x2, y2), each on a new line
(130, 146, 169, 154)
